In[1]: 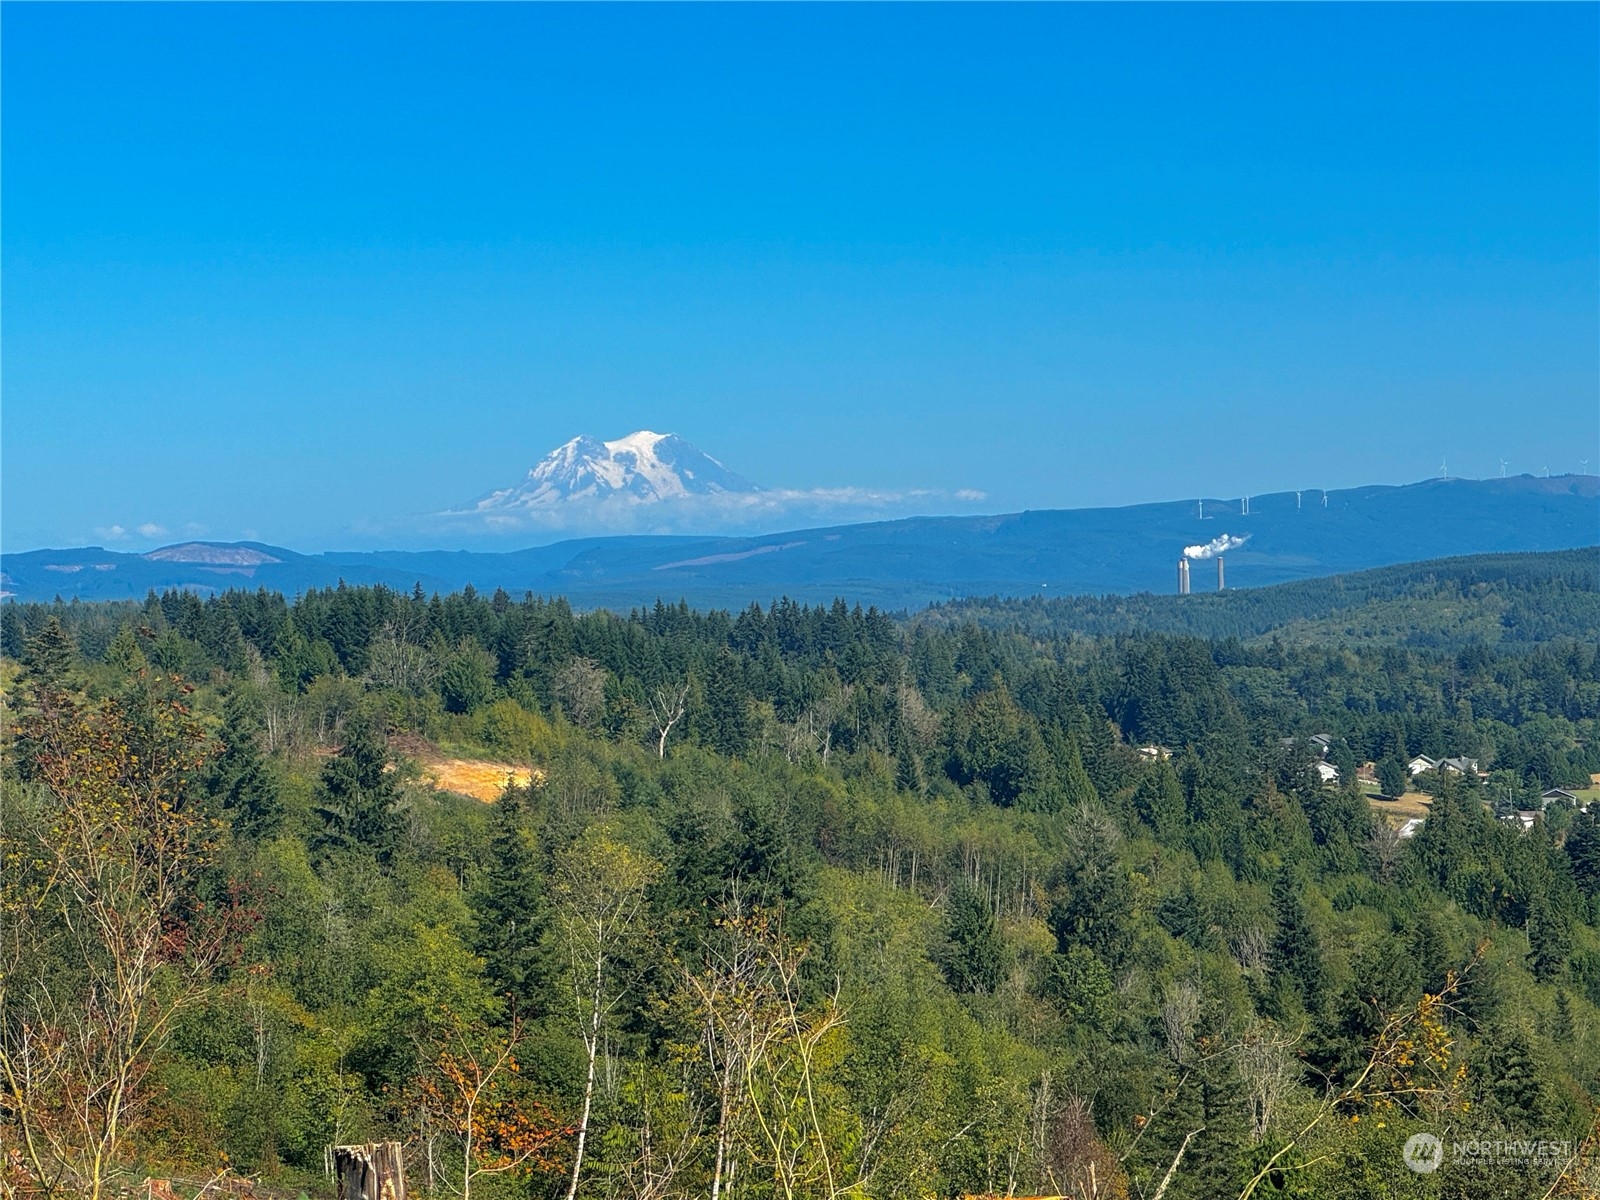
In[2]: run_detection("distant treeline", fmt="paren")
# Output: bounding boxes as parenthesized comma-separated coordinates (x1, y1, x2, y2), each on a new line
(919, 547, 1600, 648)
(5, 561, 1599, 794)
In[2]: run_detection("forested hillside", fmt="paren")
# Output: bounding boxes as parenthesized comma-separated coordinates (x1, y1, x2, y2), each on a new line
(5, 572, 1600, 1198)
(922, 548, 1600, 649)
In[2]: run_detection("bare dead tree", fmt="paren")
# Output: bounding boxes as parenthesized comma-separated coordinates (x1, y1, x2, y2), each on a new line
(555, 658, 609, 729)
(366, 613, 438, 697)
(553, 830, 661, 1200)
(649, 681, 690, 760)
(1231, 1022, 1301, 1141)
(1159, 982, 1202, 1065)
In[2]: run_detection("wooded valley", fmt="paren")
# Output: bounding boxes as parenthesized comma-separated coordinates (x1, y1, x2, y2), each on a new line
(4, 552, 1600, 1198)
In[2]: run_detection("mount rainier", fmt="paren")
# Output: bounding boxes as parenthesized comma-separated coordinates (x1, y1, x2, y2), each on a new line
(457, 432, 760, 517)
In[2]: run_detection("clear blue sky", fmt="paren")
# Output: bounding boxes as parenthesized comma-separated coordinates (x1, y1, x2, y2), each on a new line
(4, 3, 1596, 550)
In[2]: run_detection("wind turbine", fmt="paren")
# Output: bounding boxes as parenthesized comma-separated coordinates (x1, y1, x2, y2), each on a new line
(1438, 456, 1448, 480)
(1499, 458, 1509, 478)
(1581, 458, 1590, 476)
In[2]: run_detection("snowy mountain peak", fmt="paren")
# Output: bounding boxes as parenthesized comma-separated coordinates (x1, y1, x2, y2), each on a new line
(461, 431, 761, 514)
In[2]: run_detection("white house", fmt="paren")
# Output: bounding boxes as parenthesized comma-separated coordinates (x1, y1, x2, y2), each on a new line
(1313, 761, 1340, 784)
(1398, 818, 1425, 839)
(1408, 755, 1438, 777)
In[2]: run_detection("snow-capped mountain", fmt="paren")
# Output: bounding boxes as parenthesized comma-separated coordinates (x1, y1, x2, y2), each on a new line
(461, 432, 761, 515)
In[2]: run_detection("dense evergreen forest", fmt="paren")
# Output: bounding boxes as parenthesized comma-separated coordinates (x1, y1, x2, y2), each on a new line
(4, 557, 1600, 1198)
(921, 548, 1600, 649)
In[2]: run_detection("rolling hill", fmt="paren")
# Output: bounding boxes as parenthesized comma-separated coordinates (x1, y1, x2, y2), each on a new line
(4, 474, 1596, 610)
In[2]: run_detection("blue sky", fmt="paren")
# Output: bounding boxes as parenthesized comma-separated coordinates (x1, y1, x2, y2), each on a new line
(4, 3, 1596, 550)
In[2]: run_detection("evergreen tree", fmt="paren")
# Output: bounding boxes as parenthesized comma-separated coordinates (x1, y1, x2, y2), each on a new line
(1270, 871, 1326, 1013)
(1058, 735, 1099, 811)
(1479, 1024, 1547, 1124)
(475, 784, 546, 999)
(941, 881, 1006, 994)
(1527, 891, 1573, 982)
(103, 624, 148, 673)
(23, 616, 76, 685)
(209, 692, 283, 841)
(1134, 759, 1186, 843)
(1376, 755, 1408, 798)
(1565, 812, 1600, 898)
(1049, 806, 1133, 969)
(440, 646, 495, 714)
(312, 713, 401, 860)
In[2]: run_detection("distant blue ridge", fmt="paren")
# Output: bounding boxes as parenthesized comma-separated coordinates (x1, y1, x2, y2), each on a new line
(4, 475, 1596, 610)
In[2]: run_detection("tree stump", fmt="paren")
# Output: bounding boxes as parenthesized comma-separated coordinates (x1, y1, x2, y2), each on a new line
(333, 1142, 407, 1200)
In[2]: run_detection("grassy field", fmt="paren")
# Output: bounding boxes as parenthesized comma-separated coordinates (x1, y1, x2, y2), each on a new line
(1367, 791, 1433, 822)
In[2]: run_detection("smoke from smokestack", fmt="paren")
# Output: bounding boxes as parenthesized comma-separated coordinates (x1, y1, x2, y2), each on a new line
(1184, 532, 1249, 560)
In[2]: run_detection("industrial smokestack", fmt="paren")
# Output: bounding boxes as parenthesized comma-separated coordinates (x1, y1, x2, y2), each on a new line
(1178, 559, 1190, 595)
(1217, 556, 1226, 591)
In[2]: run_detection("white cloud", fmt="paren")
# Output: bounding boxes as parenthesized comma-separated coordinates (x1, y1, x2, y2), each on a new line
(137, 522, 168, 539)
(427, 485, 994, 539)
(96, 524, 129, 542)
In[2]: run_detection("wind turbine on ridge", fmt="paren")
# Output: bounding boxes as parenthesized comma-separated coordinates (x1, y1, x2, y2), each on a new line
(1499, 458, 1509, 478)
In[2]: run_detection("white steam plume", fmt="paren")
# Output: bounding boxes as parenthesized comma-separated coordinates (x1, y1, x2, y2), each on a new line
(1184, 533, 1249, 560)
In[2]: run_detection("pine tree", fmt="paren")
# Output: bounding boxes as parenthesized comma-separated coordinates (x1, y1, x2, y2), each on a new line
(475, 784, 546, 999)
(210, 692, 283, 841)
(23, 616, 77, 685)
(1527, 891, 1573, 982)
(1059, 736, 1099, 811)
(1134, 760, 1185, 843)
(103, 625, 148, 674)
(1270, 871, 1326, 1014)
(1049, 806, 1132, 969)
(312, 713, 401, 860)
(942, 881, 1006, 994)
(1480, 1024, 1546, 1124)
(1376, 755, 1408, 799)
(1565, 812, 1600, 897)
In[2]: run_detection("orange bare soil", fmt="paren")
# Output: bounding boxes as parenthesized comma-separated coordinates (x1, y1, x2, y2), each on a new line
(422, 755, 542, 802)
(386, 735, 543, 802)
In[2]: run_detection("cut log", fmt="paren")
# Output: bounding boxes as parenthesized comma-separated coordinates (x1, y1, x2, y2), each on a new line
(334, 1142, 407, 1200)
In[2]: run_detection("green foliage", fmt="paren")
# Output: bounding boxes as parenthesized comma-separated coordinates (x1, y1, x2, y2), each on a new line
(311, 712, 401, 860)
(940, 881, 1007, 994)
(5, 564, 1600, 1197)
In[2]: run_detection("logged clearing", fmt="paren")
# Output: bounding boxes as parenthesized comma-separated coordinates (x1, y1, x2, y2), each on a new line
(1368, 791, 1432, 822)
(424, 757, 539, 802)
